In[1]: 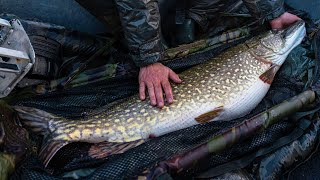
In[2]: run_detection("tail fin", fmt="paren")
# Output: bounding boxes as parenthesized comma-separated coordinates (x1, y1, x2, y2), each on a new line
(13, 106, 58, 135)
(13, 106, 70, 167)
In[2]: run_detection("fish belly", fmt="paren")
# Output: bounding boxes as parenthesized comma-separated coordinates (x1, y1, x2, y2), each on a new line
(150, 102, 215, 137)
(148, 79, 269, 138)
(216, 78, 271, 121)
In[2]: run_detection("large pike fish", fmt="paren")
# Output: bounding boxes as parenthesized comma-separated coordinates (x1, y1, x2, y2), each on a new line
(14, 21, 306, 167)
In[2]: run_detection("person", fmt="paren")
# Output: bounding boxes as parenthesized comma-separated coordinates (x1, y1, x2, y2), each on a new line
(76, 0, 301, 108)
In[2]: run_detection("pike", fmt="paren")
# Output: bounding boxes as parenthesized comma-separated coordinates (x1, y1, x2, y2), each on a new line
(14, 21, 306, 167)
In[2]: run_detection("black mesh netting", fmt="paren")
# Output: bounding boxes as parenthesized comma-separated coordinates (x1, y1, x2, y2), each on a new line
(14, 75, 140, 119)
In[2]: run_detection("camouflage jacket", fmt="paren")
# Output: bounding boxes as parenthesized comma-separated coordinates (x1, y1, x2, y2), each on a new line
(77, 0, 285, 67)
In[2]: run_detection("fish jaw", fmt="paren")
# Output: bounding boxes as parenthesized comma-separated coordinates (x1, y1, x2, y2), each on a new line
(260, 21, 306, 66)
(276, 21, 306, 62)
(280, 21, 306, 53)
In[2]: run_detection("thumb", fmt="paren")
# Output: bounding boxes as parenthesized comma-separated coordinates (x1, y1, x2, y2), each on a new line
(270, 20, 284, 29)
(169, 69, 182, 83)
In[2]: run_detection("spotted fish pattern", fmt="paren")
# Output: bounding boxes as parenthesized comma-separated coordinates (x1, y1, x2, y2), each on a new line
(14, 21, 306, 167)
(31, 44, 269, 142)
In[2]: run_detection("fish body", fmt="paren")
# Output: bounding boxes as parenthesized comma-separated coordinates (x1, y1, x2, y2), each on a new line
(15, 21, 306, 167)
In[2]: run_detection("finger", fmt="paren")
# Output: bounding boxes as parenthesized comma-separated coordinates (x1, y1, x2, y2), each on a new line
(162, 81, 173, 104)
(169, 70, 182, 83)
(154, 82, 164, 108)
(139, 81, 146, 100)
(146, 83, 157, 106)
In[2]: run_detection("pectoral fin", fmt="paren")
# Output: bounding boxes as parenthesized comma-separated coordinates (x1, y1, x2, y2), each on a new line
(259, 64, 280, 84)
(195, 106, 224, 123)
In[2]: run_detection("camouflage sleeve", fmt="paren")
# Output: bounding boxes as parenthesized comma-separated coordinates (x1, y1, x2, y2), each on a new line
(114, 0, 164, 67)
(242, 0, 285, 22)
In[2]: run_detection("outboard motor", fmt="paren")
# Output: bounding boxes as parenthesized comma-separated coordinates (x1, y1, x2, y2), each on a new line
(0, 18, 35, 98)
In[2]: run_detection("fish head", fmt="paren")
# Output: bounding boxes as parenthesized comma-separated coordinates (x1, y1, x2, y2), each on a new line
(251, 20, 306, 65)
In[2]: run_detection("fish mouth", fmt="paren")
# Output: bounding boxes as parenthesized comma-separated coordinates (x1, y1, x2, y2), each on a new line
(279, 20, 306, 55)
(282, 20, 305, 39)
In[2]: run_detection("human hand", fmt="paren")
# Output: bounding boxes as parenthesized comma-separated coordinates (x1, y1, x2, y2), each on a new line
(139, 63, 182, 108)
(269, 12, 302, 29)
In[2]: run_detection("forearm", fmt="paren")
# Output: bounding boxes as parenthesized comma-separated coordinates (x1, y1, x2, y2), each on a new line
(114, 0, 163, 67)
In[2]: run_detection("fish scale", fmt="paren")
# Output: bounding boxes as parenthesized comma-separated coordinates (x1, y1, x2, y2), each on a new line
(14, 21, 306, 167)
